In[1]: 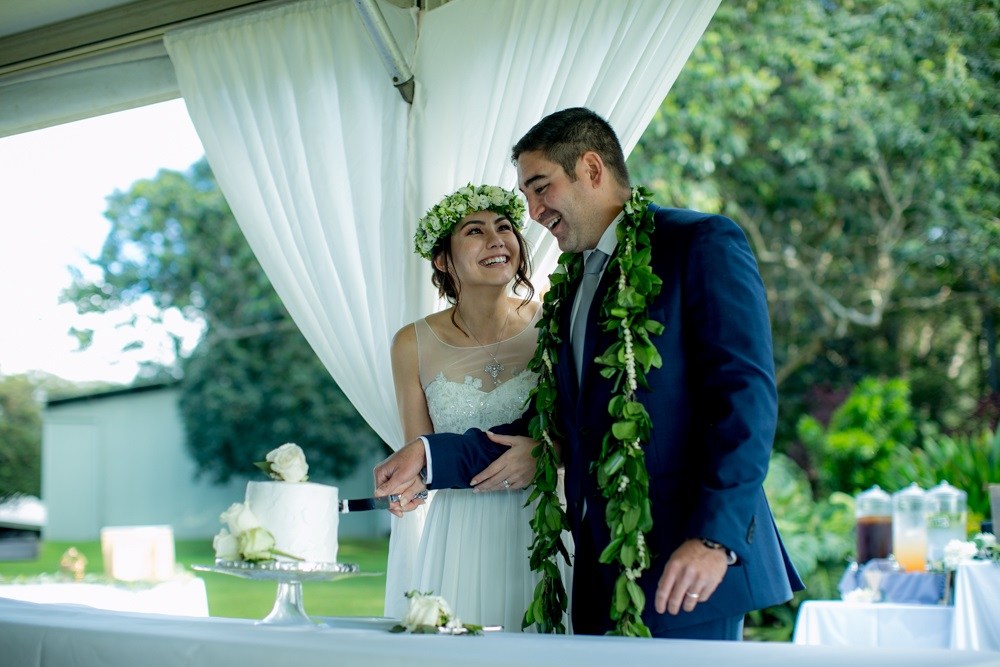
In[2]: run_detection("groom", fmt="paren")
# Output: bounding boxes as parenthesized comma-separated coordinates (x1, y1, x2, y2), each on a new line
(375, 107, 802, 640)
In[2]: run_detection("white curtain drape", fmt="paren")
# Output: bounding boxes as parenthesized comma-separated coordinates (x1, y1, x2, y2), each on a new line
(165, 0, 719, 619)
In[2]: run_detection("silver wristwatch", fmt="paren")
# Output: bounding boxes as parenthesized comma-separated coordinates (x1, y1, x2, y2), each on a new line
(701, 538, 738, 565)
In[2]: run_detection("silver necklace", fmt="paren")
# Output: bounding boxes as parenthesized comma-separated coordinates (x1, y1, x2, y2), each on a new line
(457, 306, 511, 386)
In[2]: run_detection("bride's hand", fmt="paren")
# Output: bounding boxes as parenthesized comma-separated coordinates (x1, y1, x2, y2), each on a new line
(470, 432, 538, 492)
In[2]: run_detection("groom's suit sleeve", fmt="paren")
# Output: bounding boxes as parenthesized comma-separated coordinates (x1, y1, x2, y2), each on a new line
(422, 412, 533, 489)
(675, 211, 779, 561)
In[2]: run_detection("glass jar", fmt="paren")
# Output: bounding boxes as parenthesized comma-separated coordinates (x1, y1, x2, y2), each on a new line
(855, 485, 892, 564)
(892, 483, 927, 572)
(925, 481, 967, 564)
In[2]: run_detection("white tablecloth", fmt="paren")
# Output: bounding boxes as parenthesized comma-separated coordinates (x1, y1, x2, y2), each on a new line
(795, 561, 1000, 653)
(952, 561, 1000, 652)
(0, 597, 996, 667)
(0, 576, 208, 617)
(793, 601, 954, 649)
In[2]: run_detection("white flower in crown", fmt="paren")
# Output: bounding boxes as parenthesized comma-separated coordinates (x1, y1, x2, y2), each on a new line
(414, 183, 526, 260)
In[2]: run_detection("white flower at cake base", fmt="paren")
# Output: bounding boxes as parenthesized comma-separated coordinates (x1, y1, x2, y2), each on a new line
(254, 443, 309, 482)
(212, 528, 240, 561)
(391, 590, 483, 635)
(212, 502, 301, 562)
(220, 501, 263, 535)
(238, 526, 277, 561)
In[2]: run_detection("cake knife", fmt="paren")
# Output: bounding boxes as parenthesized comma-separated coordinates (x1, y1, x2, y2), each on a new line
(340, 490, 429, 513)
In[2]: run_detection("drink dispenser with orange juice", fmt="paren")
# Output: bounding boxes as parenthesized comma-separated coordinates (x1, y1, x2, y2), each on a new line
(855, 485, 892, 564)
(892, 483, 927, 572)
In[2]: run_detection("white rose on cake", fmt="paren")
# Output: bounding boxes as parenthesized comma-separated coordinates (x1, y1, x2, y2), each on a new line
(238, 526, 278, 561)
(212, 529, 240, 561)
(212, 502, 299, 562)
(256, 443, 309, 482)
(220, 502, 263, 535)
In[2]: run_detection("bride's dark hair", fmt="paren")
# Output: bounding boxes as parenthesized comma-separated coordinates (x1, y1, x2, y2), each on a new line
(431, 224, 535, 331)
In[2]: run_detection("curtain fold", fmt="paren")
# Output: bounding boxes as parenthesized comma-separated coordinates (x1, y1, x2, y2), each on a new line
(165, 0, 719, 619)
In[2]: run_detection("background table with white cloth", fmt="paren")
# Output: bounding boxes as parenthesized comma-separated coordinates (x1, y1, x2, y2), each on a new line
(1, 597, 998, 667)
(794, 560, 1000, 652)
(793, 600, 955, 649)
(952, 561, 1000, 652)
(0, 576, 208, 617)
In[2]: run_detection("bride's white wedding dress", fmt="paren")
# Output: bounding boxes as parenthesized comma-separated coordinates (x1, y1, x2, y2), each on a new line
(411, 309, 571, 631)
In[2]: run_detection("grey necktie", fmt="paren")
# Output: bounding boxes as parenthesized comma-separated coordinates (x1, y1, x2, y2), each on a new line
(572, 249, 608, 383)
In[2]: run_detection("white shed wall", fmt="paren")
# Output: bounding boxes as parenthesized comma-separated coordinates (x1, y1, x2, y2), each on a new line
(42, 385, 389, 541)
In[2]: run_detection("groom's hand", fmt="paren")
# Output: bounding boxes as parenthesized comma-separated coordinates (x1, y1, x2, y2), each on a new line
(374, 438, 427, 515)
(654, 538, 729, 616)
(470, 432, 532, 492)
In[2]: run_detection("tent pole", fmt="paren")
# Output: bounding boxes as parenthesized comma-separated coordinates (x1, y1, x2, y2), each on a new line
(352, 0, 414, 103)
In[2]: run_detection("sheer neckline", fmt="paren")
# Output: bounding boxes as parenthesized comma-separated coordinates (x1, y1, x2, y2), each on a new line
(422, 305, 540, 350)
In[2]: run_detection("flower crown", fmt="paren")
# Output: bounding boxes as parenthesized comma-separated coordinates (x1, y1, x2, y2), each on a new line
(414, 184, 526, 260)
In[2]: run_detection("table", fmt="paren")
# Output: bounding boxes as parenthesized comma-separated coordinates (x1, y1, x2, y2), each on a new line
(793, 600, 954, 649)
(1, 597, 996, 667)
(795, 560, 1000, 653)
(952, 561, 1000, 651)
(0, 576, 208, 617)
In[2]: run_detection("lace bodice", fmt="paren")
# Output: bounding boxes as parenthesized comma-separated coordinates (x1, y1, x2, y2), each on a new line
(415, 308, 540, 434)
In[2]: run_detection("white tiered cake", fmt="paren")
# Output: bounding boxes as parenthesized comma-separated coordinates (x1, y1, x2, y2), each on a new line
(213, 443, 340, 564)
(245, 480, 339, 563)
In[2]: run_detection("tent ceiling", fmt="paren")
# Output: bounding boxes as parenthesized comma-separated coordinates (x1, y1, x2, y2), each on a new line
(0, 0, 455, 138)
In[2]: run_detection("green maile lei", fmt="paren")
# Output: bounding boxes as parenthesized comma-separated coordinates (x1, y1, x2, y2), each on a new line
(522, 186, 663, 637)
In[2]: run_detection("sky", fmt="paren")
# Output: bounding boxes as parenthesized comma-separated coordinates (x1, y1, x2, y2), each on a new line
(0, 100, 207, 384)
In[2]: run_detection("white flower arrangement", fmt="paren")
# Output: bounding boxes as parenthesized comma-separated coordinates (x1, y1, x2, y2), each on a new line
(930, 533, 999, 572)
(390, 590, 483, 635)
(254, 442, 309, 482)
(212, 502, 301, 562)
(413, 184, 526, 260)
(843, 587, 879, 604)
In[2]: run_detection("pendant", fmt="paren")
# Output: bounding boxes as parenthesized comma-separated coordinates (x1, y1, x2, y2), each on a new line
(485, 359, 504, 385)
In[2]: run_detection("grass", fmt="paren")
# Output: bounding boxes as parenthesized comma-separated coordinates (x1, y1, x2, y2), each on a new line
(0, 538, 390, 620)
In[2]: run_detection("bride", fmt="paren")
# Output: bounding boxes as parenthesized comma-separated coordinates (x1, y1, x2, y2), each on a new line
(389, 184, 569, 631)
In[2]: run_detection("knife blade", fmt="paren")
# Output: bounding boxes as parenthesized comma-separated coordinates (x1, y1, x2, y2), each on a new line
(340, 490, 429, 513)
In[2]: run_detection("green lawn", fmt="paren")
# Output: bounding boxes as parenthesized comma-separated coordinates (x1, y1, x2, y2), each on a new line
(0, 538, 390, 620)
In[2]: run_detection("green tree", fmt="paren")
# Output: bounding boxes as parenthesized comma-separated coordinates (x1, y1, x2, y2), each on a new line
(0, 375, 42, 498)
(63, 158, 382, 482)
(629, 0, 1000, 432)
(797, 377, 917, 496)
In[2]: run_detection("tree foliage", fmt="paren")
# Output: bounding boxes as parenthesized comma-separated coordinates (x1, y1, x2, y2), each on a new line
(63, 159, 382, 483)
(629, 0, 1000, 432)
(0, 375, 42, 498)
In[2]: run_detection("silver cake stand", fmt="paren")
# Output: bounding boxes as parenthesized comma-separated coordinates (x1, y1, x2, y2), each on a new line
(193, 560, 366, 627)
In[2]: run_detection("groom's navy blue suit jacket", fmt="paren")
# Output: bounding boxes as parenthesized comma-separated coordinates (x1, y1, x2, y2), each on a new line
(424, 204, 803, 635)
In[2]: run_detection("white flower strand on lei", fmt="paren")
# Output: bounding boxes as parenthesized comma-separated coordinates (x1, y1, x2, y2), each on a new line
(523, 186, 663, 637)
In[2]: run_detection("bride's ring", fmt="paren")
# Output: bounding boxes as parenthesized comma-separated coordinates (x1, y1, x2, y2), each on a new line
(502, 479, 511, 489)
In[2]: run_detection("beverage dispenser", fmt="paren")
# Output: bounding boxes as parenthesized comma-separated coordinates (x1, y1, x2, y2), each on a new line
(855, 485, 892, 564)
(925, 480, 967, 563)
(892, 483, 927, 572)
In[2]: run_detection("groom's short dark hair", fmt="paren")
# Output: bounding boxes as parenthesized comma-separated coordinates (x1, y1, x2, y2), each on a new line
(512, 107, 631, 189)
